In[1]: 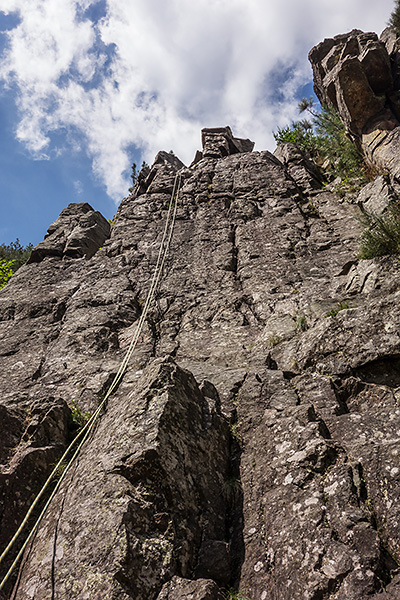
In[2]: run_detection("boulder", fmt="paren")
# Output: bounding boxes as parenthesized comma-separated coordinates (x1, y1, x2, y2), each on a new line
(309, 30, 393, 136)
(10, 359, 231, 599)
(201, 126, 254, 158)
(28, 202, 110, 263)
(309, 28, 400, 175)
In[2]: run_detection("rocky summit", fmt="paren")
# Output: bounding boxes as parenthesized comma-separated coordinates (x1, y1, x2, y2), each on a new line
(2, 28, 400, 600)
(309, 26, 400, 178)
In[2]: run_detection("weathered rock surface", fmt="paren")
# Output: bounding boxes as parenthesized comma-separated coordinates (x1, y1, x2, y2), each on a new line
(309, 30, 393, 135)
(157, 576, 223, 599)
(2, 119, 400, 599)
(309, 27, 400, 176)
(12, 359, 231, 599)
(201, 126, 254, 159)
(274, 142, 324, 191)
(28, 202, 110, 263)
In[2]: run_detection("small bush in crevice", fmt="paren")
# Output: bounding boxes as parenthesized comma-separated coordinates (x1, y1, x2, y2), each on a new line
(53, 458, 70, 480)
(225, 589, 250, 600)
(296, 315, 308, 331)
(359, 202, 400, 259)
(223, 477, 242, 503)
(229, 422, 242, 444)
(69, 401, 92, 433)
(325, 301, 350, 318)
(267, 335, 282, 348)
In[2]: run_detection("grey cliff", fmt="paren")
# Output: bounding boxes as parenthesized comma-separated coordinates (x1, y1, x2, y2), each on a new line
(1, 30, 400, 600)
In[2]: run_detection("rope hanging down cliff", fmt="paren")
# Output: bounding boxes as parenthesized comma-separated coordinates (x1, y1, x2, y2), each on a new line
(0, 170, 184, 593)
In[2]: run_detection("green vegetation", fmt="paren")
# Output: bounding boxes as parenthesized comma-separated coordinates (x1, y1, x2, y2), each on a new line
(225, 589, 250, 600)
(223, 477, 242, 502)
(0, 238, 33, 270)
(358, 202, 400, 259)
(0, 259, 15, 289)
(296, 315, 308, 331)
(128, 160, 151, 193)
(69, 400, 92, 432)
(389, 0, 400, 34)
(53, 458, 70, 480)
(267, 335, 282, 348)
(274, 118, 317, 155)
(0, 239, 33, 289)
(128, 162, 137, 193)
(229, 422, 242, 443)
(325, 301, 350, 318)
(274, 98, 366, 187)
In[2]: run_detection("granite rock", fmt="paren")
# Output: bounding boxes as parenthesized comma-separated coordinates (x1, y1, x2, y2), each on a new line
(1, 123, 400, 599)
(28, 202, 110, 263)
(309, 27, 400, 177)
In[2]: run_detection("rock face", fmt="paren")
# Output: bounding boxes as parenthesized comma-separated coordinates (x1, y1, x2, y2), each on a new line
(28, 202, 110, 263)
(309, 30, 394, 136)
(201, 127, 255, 159)
(11, 359, 231, 599)
(2, 123, 400, 599)
(309, 27, 400, 176)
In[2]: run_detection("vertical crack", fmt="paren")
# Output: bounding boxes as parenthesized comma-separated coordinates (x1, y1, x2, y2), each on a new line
(226, 430, 245, 591)
(228, 372, 248, 404)
(230, 224, 238, 277)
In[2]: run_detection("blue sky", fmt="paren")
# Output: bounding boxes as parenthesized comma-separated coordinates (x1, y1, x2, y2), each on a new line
(0, 90, 116, 245)
(0, 0, 395, 247)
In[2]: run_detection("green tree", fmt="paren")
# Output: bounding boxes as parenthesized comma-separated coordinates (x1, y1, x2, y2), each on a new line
(311, 103, 364, 180)
(0, 239, 33, 288)
(0, 259, 15, 289)
(141, 160, 150, 171)
(274, 97, 366, 184)
(389, 0, 400, 33)
(0, 238, 33, 271)
(128, 162, 137, 193)
(273, 119, 318, 156)
(128, 160, 151, 193)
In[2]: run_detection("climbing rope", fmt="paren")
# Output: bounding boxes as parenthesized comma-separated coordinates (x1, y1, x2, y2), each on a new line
(0, 170, 183, 592)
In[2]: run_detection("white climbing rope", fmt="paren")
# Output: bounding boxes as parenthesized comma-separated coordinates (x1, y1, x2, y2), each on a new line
(0, 170, 183, 592)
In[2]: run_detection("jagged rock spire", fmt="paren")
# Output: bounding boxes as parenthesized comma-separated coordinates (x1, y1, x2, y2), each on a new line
(309, 27, 400, 178)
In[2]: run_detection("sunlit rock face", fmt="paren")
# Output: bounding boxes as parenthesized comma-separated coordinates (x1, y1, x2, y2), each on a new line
(309, 27, 400, 179)
(309, 30, 394, 135)
(28, 202, 111, 263)
(2, 116, 400, 597)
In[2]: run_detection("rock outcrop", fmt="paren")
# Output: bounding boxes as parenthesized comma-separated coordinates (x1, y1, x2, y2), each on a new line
(201, 127, 255, 159)
(11, 358, 232, 599)
(2, 65, 400, 600)
(28, 202, 110, 263)
(309, 27, 400, 178)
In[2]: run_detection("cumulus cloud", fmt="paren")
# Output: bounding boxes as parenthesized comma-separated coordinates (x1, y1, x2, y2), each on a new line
(0, 0, 394, 201)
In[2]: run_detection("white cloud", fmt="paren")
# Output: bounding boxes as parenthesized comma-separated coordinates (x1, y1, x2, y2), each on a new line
(0, 0, 395, 201)
(73, 179, 83, 194)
